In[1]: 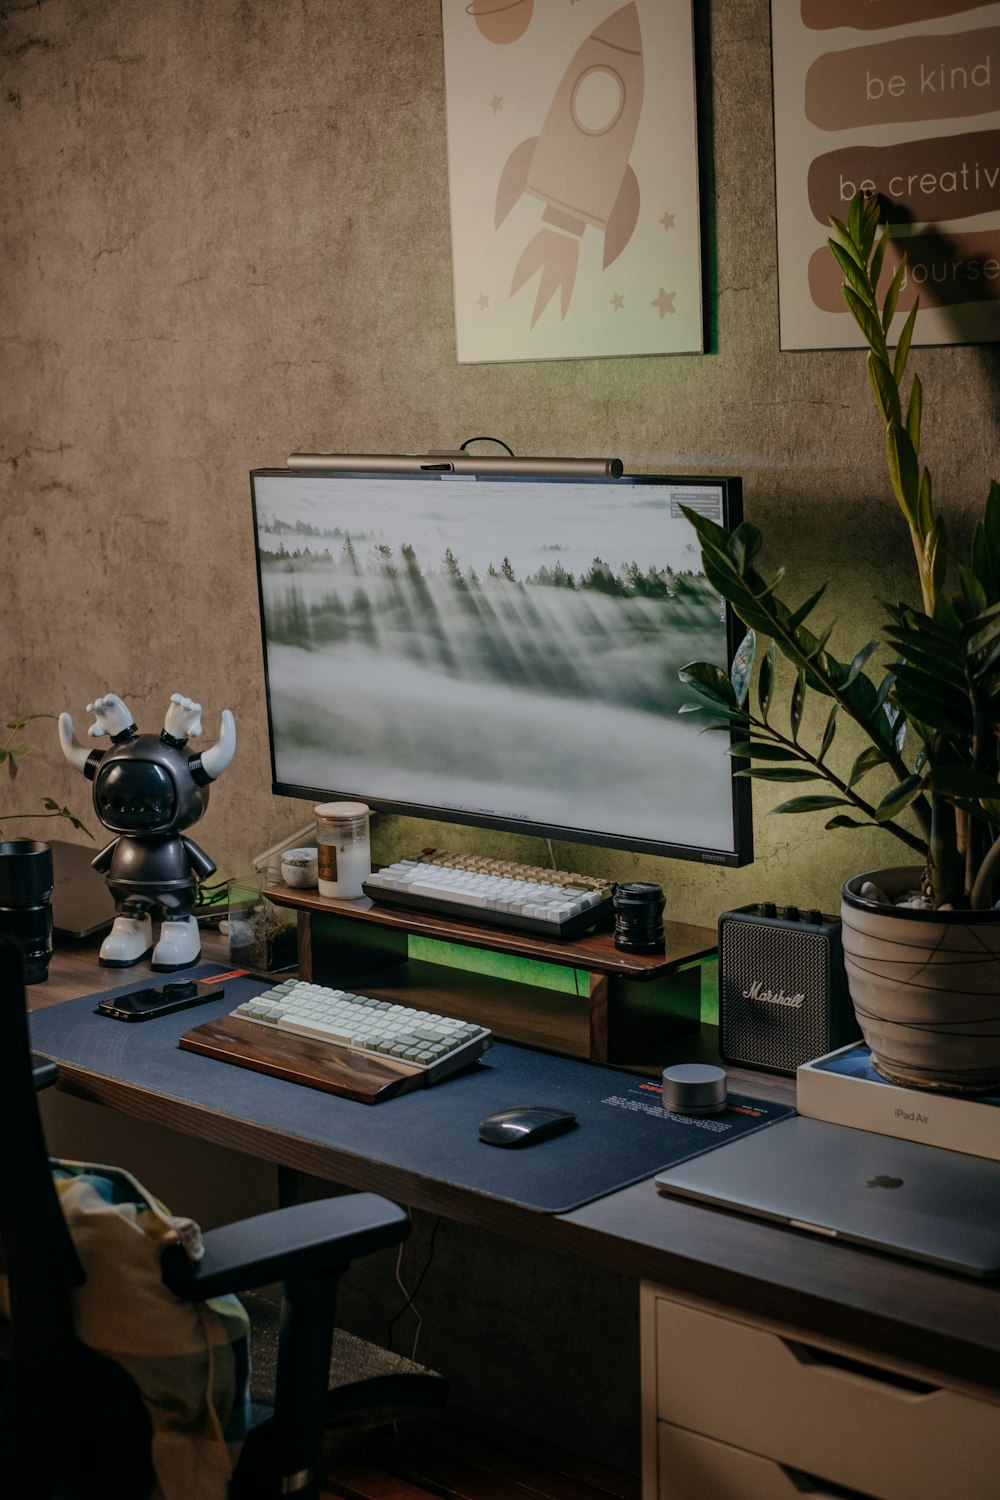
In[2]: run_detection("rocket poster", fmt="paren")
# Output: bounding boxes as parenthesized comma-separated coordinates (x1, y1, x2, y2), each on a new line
(441, 1, 703, 363)
(772, 0, 1000, 349)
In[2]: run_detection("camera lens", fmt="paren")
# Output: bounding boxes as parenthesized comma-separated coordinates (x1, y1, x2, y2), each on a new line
(613, 881, 665, 953)
(0, 840, 54, 985)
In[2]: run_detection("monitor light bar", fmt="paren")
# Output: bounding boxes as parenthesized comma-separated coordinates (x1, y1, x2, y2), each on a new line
(286, 452, 624, 479)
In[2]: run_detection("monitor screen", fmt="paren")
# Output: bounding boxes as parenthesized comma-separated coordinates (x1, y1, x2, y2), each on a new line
(250, 465, 752, 866)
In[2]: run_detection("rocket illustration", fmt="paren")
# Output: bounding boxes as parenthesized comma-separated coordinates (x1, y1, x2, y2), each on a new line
(495, 3, 644, 327)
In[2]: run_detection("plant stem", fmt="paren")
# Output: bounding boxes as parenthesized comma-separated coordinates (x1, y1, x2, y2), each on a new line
(740, 712, 927, 856)
(743, 577, 933, 840)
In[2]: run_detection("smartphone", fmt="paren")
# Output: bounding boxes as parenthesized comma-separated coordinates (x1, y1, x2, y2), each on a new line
(97, 978, 225, 1022)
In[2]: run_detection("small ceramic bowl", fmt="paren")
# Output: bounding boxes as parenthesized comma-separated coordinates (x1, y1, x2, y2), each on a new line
(280, 846, 318, 889)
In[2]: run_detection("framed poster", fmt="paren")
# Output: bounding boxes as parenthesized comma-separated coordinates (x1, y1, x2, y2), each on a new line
(772, 0, 1000, 349)
(442, 0, 703, 364)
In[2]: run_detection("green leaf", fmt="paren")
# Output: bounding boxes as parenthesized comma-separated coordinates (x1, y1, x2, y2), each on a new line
(830, 240, 877, 311)
(825, 814, 878, 831)
(870, 232, 887, 299)
(679, 704, 751, 727)
(883, 637, 964, 692)
(844, 639, 879, 685)
(819, 704, 839, 762)
(860, 192, 882, 259)
(678, 661, 739, 708)
(842, 285, 887, 358)
(881, 255, 905, 330)
(849, 745, 887, 787)
(790, 668, 806, 742)
(968, 602, 1000, 679)
(757, 641, 776, 720)
(926, 767, 1000, 801)
(735, 767, 825, 782)
(893, 301, 918, 384)
(828, 218, 867, 272)
(874, 775, 924, 822)
(959, 565, 988, 619)
(730, 629, 756, 706)
(922, 506, 945, 599)
(971, 515, 1000, 606)
(873, 670, 895, 712)
(848, 190, 863, 246)
(786, 581, 830, 632)
(886, 420, 920, 527)
(905, 372, 923, 460)
(983, 480, 1000, 570)
(772, 795, 855, 814)
(727, 742, 808, 761)
(728, 522, 764, 574)
(890, 667, 972, 735)
(867, 352, 900, 427)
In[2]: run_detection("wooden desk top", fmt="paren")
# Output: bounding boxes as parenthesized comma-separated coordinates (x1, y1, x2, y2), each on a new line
(32, 931, 1000, 1399)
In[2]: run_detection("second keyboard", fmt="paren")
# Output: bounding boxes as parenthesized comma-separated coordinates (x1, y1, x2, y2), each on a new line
(363, 858, 615, 939)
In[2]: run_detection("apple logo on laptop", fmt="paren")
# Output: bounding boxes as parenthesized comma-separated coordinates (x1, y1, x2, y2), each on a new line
(867, 1174, 904, 1189)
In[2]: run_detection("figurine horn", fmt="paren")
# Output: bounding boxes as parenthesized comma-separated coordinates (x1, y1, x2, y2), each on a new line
(58, 712, 91, 773)
(198, 709, 236, 781)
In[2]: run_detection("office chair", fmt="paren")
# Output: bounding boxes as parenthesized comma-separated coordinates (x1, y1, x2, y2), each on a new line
(0, 935, 447, 1500)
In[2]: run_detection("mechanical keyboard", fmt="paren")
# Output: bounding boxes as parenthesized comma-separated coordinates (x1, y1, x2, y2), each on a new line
(363, 854, 615, 939)
(231, 978, 492, 1085)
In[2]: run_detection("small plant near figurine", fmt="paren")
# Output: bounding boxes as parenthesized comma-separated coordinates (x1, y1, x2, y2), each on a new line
(680, 192, 1000, 1092)
(1, 714, 92, 840)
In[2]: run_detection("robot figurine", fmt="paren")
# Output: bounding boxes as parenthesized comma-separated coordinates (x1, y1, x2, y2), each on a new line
(59, 692, 236, 970)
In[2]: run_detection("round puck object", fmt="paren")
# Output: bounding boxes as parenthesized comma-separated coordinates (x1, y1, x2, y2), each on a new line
(661, 1063, 728, 1116)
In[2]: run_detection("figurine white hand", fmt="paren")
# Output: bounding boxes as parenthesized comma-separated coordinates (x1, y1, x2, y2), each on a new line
(58, 712, 91, 772)
(164, 693, 203, 740)
(86, 694, 133, 739)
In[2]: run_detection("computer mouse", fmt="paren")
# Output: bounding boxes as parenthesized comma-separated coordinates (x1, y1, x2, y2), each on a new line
(478, 1105, 577, 1148)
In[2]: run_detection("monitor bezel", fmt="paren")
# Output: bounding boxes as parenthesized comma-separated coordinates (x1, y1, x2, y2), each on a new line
(250, 464, 753, 869)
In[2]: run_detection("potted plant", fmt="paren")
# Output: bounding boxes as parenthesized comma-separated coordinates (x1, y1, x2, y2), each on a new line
(679, 192, 1000, 1093)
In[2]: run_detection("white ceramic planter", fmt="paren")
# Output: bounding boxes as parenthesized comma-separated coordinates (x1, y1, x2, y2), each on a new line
(841, 867, 1000, 1093)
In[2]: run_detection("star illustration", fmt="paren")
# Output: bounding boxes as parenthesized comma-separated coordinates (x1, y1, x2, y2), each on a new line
(652, 287, 675, 318)
(660, 210, 676, 231)
(489, 95, 503, 114)
(477, 293, 490, 311)
(610, 292, 625, 312)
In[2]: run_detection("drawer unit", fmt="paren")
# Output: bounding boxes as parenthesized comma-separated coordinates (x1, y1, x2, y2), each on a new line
(642, 1285, 1000, 1500)
(658, 1423, 871, 1500)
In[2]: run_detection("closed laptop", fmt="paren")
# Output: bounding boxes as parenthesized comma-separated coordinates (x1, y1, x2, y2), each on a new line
(655, 1115, 1000, 1278)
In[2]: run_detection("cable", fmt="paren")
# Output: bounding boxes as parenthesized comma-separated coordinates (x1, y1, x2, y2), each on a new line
(388, 1214, 442, 1360)
(458, 435, 515, 457)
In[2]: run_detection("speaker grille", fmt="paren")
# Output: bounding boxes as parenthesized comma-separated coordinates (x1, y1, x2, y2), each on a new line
(720, 919, 839, 1073)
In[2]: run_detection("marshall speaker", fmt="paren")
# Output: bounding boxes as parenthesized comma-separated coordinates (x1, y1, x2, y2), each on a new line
(718, 904, 860, 1074)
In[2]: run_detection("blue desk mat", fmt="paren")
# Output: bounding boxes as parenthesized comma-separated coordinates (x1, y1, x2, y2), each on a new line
(30, 965, 794, 1214)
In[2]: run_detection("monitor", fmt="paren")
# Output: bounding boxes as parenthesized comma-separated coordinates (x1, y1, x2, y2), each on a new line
(249, 462, 752, 867)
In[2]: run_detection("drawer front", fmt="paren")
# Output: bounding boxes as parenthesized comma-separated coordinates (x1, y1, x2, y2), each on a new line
(658, 1422, 869, 1500)
(653, 1294, 1000, 1500)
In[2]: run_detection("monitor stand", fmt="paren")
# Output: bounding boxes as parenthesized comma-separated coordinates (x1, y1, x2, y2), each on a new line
(262, 881, 714, 1066)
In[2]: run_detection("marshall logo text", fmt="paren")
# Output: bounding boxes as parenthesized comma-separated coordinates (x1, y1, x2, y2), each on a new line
(742, 979, 805, 1009)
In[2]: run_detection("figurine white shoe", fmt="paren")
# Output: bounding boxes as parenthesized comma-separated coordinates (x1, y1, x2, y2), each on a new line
(151, 916, 202, 972)
(99, 915, 153, 968)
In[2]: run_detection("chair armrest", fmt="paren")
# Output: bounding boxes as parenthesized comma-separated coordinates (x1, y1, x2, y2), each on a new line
(161, 1192, 409, 1300)
(31, 1053, 60, 1092)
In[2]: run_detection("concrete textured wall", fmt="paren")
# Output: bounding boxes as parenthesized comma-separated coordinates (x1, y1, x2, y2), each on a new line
(3, 0, 999, 924)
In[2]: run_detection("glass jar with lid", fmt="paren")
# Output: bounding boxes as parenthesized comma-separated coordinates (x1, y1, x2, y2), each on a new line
(314, 802, 371, 898)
